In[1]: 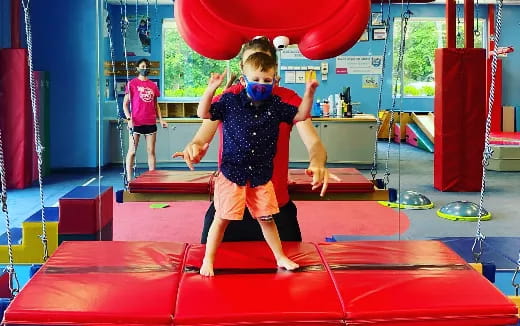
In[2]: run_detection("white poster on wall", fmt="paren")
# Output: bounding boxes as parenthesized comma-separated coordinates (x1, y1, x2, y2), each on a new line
(280, 46, 305, 59)
(336, 56, 383, 74)
(284, 71, 296, 83)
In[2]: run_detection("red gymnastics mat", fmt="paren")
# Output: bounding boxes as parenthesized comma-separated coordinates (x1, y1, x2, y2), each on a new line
(490, 132, 520, 145)
(128, 168, 375, 194)
(113, 201, 409, 243)
(5, 241, 517, 325)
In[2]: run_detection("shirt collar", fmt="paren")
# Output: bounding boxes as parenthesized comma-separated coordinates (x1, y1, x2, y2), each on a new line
(238, 89, 274, 108)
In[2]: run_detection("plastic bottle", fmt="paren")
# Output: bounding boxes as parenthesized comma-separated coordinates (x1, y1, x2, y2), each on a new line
(312, 100, 321, 117)
(322, 100, 330, 117)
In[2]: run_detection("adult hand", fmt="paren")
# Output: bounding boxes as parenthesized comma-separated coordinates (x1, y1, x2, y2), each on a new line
(305, 165, 340, 197)
(172, 142, 210, 170)
(127, 119, 133, 130)
(160, 121, 168, 128)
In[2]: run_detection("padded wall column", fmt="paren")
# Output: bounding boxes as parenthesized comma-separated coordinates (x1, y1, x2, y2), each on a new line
(434, 48, 486, 191)
(0, 49, 33, 189)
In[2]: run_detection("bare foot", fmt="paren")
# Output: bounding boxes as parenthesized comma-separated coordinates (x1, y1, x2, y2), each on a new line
(277, 256, 299, 271)
(199, 259, 215, 277)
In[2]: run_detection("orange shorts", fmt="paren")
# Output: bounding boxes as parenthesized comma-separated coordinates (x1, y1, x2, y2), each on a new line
(214, 173, 280, 220)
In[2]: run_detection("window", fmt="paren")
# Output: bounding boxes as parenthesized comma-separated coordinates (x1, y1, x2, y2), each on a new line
(162, 19, 241, 98)
(393, 17, 485, 97)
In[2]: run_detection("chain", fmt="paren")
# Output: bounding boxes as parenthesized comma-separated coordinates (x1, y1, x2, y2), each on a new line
(371, 0, 392, 182)
(472, 0, 503, 263)
(106, 0, 130, 188)
(384, 5, 411, 188)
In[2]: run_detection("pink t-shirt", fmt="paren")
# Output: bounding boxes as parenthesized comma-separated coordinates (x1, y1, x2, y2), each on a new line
(126, 78, 160, 126)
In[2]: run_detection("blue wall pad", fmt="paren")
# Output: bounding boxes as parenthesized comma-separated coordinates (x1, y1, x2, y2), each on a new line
(433, 237, 520, 269)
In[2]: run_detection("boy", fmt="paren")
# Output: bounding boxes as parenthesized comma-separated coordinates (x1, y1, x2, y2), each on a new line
(197, 52, 318, 276)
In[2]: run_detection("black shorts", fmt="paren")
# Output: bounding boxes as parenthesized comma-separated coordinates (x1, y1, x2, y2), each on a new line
(132, 124, 157, 135)
(201, 200, 302, 243)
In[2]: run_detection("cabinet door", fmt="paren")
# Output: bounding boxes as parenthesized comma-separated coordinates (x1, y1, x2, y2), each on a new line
(110, 124, 171, 164)
(169, 123, 218, 163)
(289, 122, 321, 162)
(320, 122, 377, 164)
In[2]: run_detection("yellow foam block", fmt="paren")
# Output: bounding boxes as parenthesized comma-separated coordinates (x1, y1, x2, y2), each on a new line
(0, 222, 58, 264)
(508, 296, 520, 315)
(469, 263, 483, 274)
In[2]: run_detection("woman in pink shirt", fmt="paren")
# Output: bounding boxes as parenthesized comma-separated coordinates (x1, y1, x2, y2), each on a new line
(123, 58, 168, 182)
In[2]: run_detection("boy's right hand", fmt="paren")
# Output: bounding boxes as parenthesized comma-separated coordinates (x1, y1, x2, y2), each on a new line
(172, 142, 210, 170)
(208, 70, 227, 90)
(305, 79, 319, 95)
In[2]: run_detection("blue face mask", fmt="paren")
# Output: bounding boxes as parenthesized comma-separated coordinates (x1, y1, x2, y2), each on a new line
(137, 68, 150, 76)
(243, 75, 274, 102)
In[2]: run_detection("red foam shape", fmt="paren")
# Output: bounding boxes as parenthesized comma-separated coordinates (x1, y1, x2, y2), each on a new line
(3, 241, 517, 325)
(0, 49, 33, 189)
(4, 241, 186, 325)
(175, 242, 344, 325)
(319, 241, 518, 325)
(174, 0, 370, 60)
(288, 168, 374, 193)
(58, 187, 113, 234)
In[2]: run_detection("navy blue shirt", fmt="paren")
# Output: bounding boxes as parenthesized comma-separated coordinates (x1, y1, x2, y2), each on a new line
(210, 90, 298, 187)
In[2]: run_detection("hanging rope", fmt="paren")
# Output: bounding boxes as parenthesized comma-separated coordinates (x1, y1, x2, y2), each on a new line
(106, 1, 130, 188)
(472, 0, 503, 263)
(370, 0, 392, 183)
(21, 0, 48, 261)
(0, 129, 20, 297)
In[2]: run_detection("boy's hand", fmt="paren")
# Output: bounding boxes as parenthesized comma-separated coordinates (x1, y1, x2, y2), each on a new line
(208, 70, 227, 90)
(172, 143, 210, 170)
(305, 166, 340, 197)
(305, 80, 319, 95)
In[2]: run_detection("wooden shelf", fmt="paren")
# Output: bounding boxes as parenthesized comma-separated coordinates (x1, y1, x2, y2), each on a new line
(158, 101, 199, 118)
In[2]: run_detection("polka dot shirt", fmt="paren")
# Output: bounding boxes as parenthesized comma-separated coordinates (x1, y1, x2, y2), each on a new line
(210, 90, 298, 187)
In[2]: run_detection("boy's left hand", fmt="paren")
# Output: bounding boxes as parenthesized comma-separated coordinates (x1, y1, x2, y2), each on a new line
(305, 166, 340, 197)
(306, 80, 319, 95)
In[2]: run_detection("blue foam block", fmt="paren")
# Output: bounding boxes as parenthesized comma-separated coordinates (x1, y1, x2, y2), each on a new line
(434, 237, 520, 269)
(116, 189, 124, 203)
(61, 186, 112, 200)
(0, 228, 22, 245)
(25, 207, 59, 223)
(30, 264, 42, 277)
(515, 106, 520, 132)
(331, 235, 401, 241)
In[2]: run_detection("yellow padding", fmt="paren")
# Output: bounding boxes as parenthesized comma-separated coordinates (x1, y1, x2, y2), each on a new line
(469, 263, 483, 274)
(0, 222, 58, 264)
(508, 296, 520, 315)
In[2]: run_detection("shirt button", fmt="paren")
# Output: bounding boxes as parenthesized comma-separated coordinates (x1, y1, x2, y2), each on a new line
(251, 149, 255, 153)
(248, 166, 252, 170)
(252, 132, 256, 136)
(254, 115, 258, 118)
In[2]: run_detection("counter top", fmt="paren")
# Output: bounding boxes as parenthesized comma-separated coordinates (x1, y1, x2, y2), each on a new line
(109, 114, 376, 123)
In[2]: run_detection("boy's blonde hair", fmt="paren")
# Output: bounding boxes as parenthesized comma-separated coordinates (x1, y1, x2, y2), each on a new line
(243, 52, 276, 73)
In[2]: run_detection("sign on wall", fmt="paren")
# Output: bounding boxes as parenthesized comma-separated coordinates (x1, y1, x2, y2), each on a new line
(336, 56, 383, 74)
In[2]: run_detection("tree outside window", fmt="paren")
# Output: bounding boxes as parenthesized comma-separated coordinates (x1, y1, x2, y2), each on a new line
(162, 19, 241, 98)
(393, 18, 485, 97)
